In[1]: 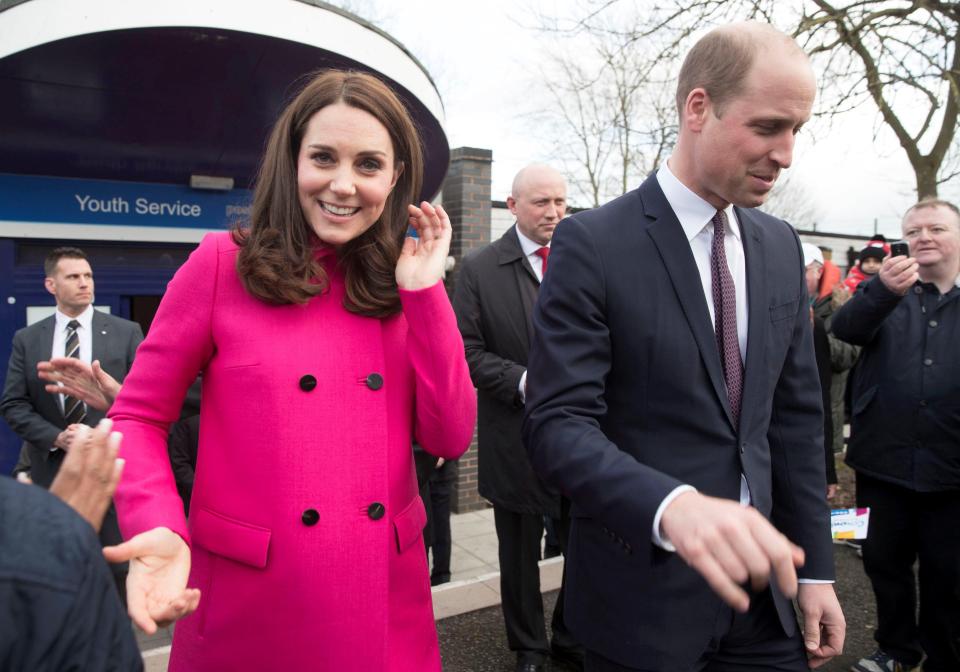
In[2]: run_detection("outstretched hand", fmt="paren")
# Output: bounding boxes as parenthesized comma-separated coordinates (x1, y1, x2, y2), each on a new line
(395, 202, 452, 290)
(103, 527, 199, 634)
(38, 357, 121, 412)
(660, 491, 805, 612)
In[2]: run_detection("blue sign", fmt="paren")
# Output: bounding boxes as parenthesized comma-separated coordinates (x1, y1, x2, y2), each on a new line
(0, 173, 253, 230)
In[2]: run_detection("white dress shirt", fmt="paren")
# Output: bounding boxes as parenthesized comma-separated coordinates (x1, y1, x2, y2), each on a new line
(516, 226, 548, 403)
(51, 304, 94, 412)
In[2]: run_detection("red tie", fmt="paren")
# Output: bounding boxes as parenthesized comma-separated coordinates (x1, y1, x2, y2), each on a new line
(534, 246, 550, 278)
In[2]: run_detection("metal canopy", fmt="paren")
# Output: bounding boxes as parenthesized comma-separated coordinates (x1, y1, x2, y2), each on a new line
(0, 1, 449, 200)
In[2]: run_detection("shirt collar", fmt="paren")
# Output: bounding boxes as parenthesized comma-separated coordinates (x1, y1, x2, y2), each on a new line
(657, 158, 741, 243)
(55, 304, 94, 331)
(515, 225, 548, 257)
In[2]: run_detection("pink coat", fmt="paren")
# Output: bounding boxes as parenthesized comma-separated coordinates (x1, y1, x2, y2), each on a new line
(109, 232, 476, 671)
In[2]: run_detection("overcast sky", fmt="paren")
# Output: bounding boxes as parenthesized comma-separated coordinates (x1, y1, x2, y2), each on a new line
(360, 0, 957, 239)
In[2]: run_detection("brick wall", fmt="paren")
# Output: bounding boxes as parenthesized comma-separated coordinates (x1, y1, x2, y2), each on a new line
(441, 147, 492, 513)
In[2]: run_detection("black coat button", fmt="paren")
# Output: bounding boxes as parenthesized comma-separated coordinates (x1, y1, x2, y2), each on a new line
(365, 373, 384, 390)
(367, 502, 385, 520)
(301, 509, 319, 526)
(299, 375, 317, 392)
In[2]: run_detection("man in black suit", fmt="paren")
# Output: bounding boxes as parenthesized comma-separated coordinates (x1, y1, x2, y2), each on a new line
(453, 164, 581, 672)
(1, 246, 143, 592)
(523, 23, 845, 672)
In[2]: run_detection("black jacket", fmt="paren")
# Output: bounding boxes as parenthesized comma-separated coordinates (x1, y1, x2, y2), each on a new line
(453, 226, 559, 516)
(832, 276, 960, 491)
(0, 477, 142, 671)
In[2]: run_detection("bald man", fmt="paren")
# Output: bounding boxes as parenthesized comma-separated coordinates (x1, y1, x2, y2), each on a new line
(523, 24, 845, 671)
(453, 165, 581, 672)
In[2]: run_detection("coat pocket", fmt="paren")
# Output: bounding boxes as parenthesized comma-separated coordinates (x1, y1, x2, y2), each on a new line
(191, 506, 272, 569)
(393, 495, 427, 554)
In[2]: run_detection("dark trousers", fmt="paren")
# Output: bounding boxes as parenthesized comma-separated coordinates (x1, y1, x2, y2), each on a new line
(585, 588, 807, 671)
(494, 499, 578, 665)
(857, 472, 960, 671)
(428, 460, 454, 580)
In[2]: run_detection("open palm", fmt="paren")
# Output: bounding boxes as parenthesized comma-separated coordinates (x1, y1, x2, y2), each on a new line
(103, 526, 200, 634)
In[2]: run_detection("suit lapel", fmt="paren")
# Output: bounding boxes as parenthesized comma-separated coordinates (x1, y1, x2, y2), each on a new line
(737, 207, 768, 432)
(641, 179, 734, 429)
(34, 316, 65, 422)
(91, 310, 107, 364)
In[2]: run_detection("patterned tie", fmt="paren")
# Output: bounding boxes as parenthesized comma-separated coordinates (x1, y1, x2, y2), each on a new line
(711, 210, 743, 427)
(63, 319, 87, 425)
(534, 246, 550, 278)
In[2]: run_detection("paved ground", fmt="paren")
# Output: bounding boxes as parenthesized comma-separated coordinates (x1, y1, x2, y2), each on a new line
(438, 542, 877, 672)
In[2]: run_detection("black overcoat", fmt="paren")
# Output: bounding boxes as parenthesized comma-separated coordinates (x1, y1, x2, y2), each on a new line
(453, 225, 559, 516)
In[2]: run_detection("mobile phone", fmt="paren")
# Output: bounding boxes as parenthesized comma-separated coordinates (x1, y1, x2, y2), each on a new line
(890, 240, 909, 258)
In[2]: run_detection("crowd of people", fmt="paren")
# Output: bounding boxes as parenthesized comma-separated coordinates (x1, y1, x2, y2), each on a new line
(1, 18, 958, 672)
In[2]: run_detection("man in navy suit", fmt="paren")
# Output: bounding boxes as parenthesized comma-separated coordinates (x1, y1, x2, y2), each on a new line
(523, 22, 845, 671)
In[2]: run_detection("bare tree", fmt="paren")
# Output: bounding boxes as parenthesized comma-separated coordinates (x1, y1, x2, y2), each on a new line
(537, 0, 959, 200)
(526, 8, 678, 206)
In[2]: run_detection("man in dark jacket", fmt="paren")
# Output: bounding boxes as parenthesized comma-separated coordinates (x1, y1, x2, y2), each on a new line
(453, 164, 581, 672)
(832, 199, 960, 672)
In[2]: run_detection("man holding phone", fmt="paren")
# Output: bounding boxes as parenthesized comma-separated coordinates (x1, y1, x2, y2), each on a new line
(832, 199, 960, 672)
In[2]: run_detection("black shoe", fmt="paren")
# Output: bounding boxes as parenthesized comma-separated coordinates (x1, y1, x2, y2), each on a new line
(543, 544, 562, 559)
(430, 572, 451, 586)
(515, 664, 543, 672)
(550, 644, 585, 671)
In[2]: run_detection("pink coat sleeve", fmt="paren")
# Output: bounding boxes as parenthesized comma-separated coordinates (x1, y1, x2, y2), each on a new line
(109, 233, 221, 543)
(399, 282, 476, 460)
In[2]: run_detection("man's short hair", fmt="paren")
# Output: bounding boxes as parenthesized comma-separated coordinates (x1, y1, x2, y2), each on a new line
(675, 23, 805, 119)
(903, 198, 960, 223)
(44, 247, 88, 277)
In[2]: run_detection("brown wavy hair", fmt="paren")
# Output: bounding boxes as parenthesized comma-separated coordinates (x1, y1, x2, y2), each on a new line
(233, 70, 424, 317)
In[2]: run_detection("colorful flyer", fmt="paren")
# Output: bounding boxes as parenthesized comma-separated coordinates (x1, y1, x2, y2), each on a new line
(830, 507, 870, 540)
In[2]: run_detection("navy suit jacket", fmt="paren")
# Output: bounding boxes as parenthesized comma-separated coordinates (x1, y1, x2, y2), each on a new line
(522, 174, 833, 669)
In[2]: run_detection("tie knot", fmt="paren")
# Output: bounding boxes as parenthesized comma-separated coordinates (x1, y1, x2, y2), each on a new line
(534, 246, 550, 262)
(67, 320, 80, 331)
(712, 209, 728, 235)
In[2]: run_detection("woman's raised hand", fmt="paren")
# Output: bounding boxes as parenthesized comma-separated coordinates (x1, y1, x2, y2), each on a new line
(395, 202, 452, 291)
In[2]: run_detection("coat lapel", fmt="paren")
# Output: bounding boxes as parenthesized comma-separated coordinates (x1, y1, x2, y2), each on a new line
(737, 207, 768, 432)
(496, 225, 539, 345)
(640, 179, 734, 429)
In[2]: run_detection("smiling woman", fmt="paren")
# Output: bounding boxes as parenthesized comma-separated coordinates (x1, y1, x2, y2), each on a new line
(236, 70, 424, 315)
(105, 70, 476, 672)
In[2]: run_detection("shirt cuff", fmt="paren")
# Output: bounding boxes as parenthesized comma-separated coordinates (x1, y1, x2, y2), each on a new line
(652, 484, 698, 551)
(518, 370, 527, 405)
(798, 579, 835, 584)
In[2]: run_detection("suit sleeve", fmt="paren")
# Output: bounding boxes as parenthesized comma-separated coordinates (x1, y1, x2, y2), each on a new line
(0, 330, 62, 450)
(522, 216, 684, 549)
(452, 255, 526, 407)
(109, 234, 219, 543)
(399, 282, 477, 460)
(767, 234, 834, 580)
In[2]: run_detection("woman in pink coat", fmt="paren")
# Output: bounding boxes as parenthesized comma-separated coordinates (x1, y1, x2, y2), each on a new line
(104, 71, 476, 671)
